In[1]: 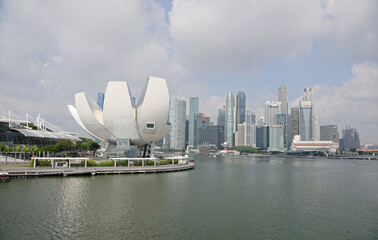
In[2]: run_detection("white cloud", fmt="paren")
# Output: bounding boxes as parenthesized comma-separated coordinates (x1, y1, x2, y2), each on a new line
(0, 0, 186, 134)
(315, 62, 378, 144)
(169, 0, 377, 73)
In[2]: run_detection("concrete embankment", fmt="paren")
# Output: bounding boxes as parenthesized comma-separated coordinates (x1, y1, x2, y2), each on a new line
(1, 162, 195, 178)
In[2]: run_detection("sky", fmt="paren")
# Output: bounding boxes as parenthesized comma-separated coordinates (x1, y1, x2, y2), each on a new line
(0, 0, 377, 144)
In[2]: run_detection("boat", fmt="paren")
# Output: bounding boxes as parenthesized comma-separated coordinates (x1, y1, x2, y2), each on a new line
(0, 172, 10, 183)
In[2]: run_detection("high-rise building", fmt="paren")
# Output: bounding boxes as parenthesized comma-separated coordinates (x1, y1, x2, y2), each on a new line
(289, 107, 299, 147)
(299, 101, 312, 141)
(235, 123, 246, 146)
(236, 91, 246, 130)
(268, 125, 285, 152)
(340, 126, 360, 149)
(278, 84, 288, 148)
(276, 112, 287, 148)
(245, 110, 256, 147)
(188, 97, 199, 147)
(278, 85, 288, 118)
(168, 98, 186, 149)
(217, 107, 225, 127)
(199, 126, 224, 149)
(320, 125, 339, 144)
(225, 93, 235, 147)
(97, 92, 104, 109)
(256, 125, 269, 150)
(265, 101, 282, 126)
(302, 88, 319, 141)
(185, 115, 189, 147)
(194, 113, 210, 148)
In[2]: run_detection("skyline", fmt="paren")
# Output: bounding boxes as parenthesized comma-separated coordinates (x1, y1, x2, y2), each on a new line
(0, 0, 377, 144)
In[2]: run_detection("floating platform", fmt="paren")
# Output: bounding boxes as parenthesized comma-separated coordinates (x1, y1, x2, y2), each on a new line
(1, 162, 195, 178)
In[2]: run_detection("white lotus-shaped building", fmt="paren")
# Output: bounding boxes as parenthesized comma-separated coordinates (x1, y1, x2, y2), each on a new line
(68, 76, 170, 150)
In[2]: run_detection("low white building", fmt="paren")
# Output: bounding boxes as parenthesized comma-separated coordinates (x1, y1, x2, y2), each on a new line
(290, 135, 338, 153)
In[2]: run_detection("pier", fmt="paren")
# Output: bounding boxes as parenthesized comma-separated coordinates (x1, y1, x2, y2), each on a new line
(1, 162, 195, 178)
(0, 156, 194, 178)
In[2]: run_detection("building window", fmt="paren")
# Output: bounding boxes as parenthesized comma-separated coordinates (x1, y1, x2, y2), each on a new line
(146, 123, 155, 129)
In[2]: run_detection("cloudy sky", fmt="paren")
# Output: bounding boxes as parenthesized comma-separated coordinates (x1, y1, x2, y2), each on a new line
(0, 0, 377, 144)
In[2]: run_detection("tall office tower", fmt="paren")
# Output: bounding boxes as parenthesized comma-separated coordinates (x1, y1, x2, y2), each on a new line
(256, 125, 269, 150)
(303, 88, 319, 141)
(217, 107, 225, 127)
(268, 125, 285, 152)
(168, 96, 176, 148)
(236, 91, 246, 130)
(278, 85, 288, 118)
(97, 92, 105, 109)
(340, 126, 360, 149)
(193, 113, 210, 148)
(188, 97, 199, 147)
(225, 93, 235, 147)
(289, 107, 298, 147)
(175, 99, 186, 149)
(276, 112, 287, 148)
(320, 125, 339, 144)
(245, 110, 256, 147)
(235, 123, 246, 146)
(278, 84, 288, 148)
(199, 126, 224, 149)
(299, 101, 312, 141)
(185, 115, 189, 147)
(265, 101, 282, 126)
(303, 88, 313, 101)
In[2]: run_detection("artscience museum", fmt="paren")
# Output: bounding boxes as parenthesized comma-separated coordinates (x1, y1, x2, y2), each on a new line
(68, 76, 170, 157)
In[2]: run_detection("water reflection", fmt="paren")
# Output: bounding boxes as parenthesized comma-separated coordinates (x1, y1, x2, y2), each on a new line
(1, 156, 378, 239)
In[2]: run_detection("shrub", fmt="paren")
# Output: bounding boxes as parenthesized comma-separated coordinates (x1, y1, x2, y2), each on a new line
(97, 160, 114, 166)
(79, 159, 97, 167)
(158, 160, 171, 165)
(29, 160, 52, 167)
(133, 160, 142, 166)
(116, 160, 129, 166)
(145, 160, 155, 166)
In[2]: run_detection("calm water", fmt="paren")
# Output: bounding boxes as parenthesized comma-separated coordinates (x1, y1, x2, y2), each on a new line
(1, 156, 378, 239)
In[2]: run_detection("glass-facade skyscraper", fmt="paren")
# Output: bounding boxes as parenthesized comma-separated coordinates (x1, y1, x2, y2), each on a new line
(188, 97, 199, 147)
(168, 98, 186, 149)
(225, 93, 235, 147)
(236, 91, 246, 131)
(299, 101, 312, 141)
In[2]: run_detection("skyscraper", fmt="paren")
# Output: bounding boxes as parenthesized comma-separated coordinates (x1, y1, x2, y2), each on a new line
(193, 112, 210, 148)
(217, 107, 225, 127)
(225, 93, 235, 147)
(235, 123, 246, 146)
(236, 91, 246, 130)
(278, 85, 288, 118)
(278, 84, 288, 148)
(320, 125, 339, 144)
(303, 88, 319, 141)
(256, 125, 269, 150)
(265, 101, 282, 126)
(168, 97, 186, 149)
(188, 97, 199, 147)
(289, 107, 299, 147)
(340, 126, 360, 149)
(245, 110, 256, 147)
(299, 101, 312, 141)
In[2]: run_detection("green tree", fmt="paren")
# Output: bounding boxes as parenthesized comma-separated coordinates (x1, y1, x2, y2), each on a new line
(4, 145, 11, 153)
(350, 148, 357, 152)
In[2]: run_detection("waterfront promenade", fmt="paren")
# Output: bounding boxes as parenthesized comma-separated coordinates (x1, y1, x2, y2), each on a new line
(0, 161, 195, 178)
